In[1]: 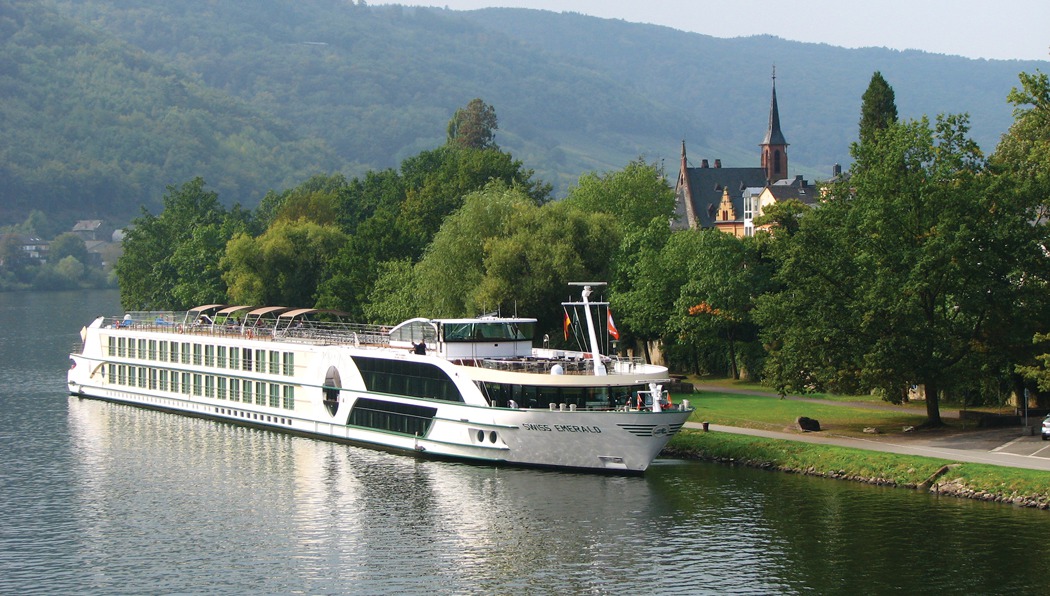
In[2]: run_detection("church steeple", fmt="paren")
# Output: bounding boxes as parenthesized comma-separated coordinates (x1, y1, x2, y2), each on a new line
(760, 66, 789, 183)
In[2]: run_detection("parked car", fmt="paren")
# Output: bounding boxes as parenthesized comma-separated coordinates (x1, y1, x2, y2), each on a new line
(1042, 414, 1050, 441)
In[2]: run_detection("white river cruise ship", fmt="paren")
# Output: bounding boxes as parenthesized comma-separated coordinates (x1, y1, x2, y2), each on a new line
(68, 284, 692, 472)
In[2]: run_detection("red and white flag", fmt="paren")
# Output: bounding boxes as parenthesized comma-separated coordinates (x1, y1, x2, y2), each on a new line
(607, 309, 620, 340)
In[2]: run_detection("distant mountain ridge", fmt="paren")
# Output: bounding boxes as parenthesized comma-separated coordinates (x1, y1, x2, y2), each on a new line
(3, 0, 1045, 227)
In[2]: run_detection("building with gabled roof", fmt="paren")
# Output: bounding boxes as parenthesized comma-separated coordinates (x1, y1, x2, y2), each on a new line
(72, 219, 104, 241)
(673, 72, 793, 233)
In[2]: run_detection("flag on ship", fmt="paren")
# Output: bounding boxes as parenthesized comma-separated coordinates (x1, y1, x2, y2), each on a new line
(607, 309, 619, 340)
(563, 311, 571, 340)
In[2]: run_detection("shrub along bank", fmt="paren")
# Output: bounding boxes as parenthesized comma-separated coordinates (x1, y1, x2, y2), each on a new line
(665, 430, 1050, 509)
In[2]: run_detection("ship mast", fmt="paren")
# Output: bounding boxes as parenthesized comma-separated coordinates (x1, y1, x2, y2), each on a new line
(566, 282, 607, 376)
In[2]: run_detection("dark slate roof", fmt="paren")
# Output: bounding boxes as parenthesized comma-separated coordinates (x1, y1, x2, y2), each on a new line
(674, 165, 768, 229)
(767, 175, 818, 206)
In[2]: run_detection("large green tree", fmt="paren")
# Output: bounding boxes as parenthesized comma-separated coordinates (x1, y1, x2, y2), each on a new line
(115, 178, 247, 310)
(369, 182, 617, 334)
(759, 114, 1044, 426)
(563, 158, 676, 358)
(563, 158, 675, 233)
(858, 71, 899, 149)
(223, 219, 348, 308)
(446, 98, 499, 150)
(670, 231, 772, 379)
(996, 70, 1050, 402)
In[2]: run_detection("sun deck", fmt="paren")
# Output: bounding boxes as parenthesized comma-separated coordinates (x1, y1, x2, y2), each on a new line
(102, 308, 657, 377)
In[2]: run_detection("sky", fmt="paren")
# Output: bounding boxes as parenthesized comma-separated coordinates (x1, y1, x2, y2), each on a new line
(370, 0, 1050, 62)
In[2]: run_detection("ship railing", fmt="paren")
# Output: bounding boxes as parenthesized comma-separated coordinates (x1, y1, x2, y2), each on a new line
(274, 322, 391, 346)
(103, 312, 392, 346)
(478, 354, 653, 375)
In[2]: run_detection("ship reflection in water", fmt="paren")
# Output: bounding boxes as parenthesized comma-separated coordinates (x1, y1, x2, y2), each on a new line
(63, 396, 1050, 595)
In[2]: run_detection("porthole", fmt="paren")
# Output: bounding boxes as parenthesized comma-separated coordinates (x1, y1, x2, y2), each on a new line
(489, 431, 497, 443)
(476, 430, 484, 442)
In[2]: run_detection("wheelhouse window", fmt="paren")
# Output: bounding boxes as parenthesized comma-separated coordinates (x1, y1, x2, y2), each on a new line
(440, 322, 534, 342)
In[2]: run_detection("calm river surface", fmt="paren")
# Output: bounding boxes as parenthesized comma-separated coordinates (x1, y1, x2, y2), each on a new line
(1, 289, 1049, 595)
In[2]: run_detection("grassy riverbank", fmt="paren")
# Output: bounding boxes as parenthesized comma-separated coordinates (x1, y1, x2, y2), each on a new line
(665, 430, 1050, 508)
(666, 383, 1050, 508)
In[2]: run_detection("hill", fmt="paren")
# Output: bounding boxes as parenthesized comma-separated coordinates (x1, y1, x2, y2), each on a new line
(0, 0, 340, 225)
(4, 0, 1047, 227)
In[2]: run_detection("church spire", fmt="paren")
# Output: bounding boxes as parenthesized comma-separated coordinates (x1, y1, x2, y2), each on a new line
(760, 65, 788, 182)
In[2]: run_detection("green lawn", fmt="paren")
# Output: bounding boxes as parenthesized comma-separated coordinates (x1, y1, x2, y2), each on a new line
(679, 390, 932, 437)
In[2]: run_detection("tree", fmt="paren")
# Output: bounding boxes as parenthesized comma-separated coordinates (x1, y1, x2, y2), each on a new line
(608, 219, 675, 363)
(858, 71, 898, 149)
(371, 182, 618, 335)
(399, 145, 550, 250)
(115, 178, 240, 310)
(223, 219, 348, 308)
(759, 114, 1044, 426)
(670, 231, 773, 380)
(49, 232, 89, 264)
(993, 70, 1050, 404)
(446, 98, 498, 150)
(563, 158, 675, 233)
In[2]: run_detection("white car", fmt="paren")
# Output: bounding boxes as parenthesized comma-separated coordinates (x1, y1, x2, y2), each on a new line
(1043, 415, 1050, 441)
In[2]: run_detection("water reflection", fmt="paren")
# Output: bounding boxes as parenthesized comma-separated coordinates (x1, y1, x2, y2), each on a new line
(63, 395, 1050, 595)
(2, 289, 1049, 595)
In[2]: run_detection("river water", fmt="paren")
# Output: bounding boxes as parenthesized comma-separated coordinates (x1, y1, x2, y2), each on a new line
(1, 289, 1048, 595)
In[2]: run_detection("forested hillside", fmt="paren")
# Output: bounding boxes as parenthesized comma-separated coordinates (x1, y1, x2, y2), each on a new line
(0, 0, 338, 225)
(3, 0, 1046, 228)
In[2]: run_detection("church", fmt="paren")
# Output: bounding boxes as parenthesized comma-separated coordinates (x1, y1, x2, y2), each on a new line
(672, 73, 819, 237)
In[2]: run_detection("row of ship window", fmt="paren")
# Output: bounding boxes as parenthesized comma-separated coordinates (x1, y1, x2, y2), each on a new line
(106, 363, 295, 409)
(108, 336, 294, 376)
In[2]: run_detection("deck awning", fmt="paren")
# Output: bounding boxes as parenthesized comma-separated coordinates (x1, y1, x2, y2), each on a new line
(188, 304, 227, 314)
(215, 305, 254, 317)
(277, 308, 318, 320)
(246, 306, 291, 318)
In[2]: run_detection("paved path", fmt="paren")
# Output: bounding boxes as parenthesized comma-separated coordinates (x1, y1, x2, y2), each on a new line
(684, 385, 1050, 472)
